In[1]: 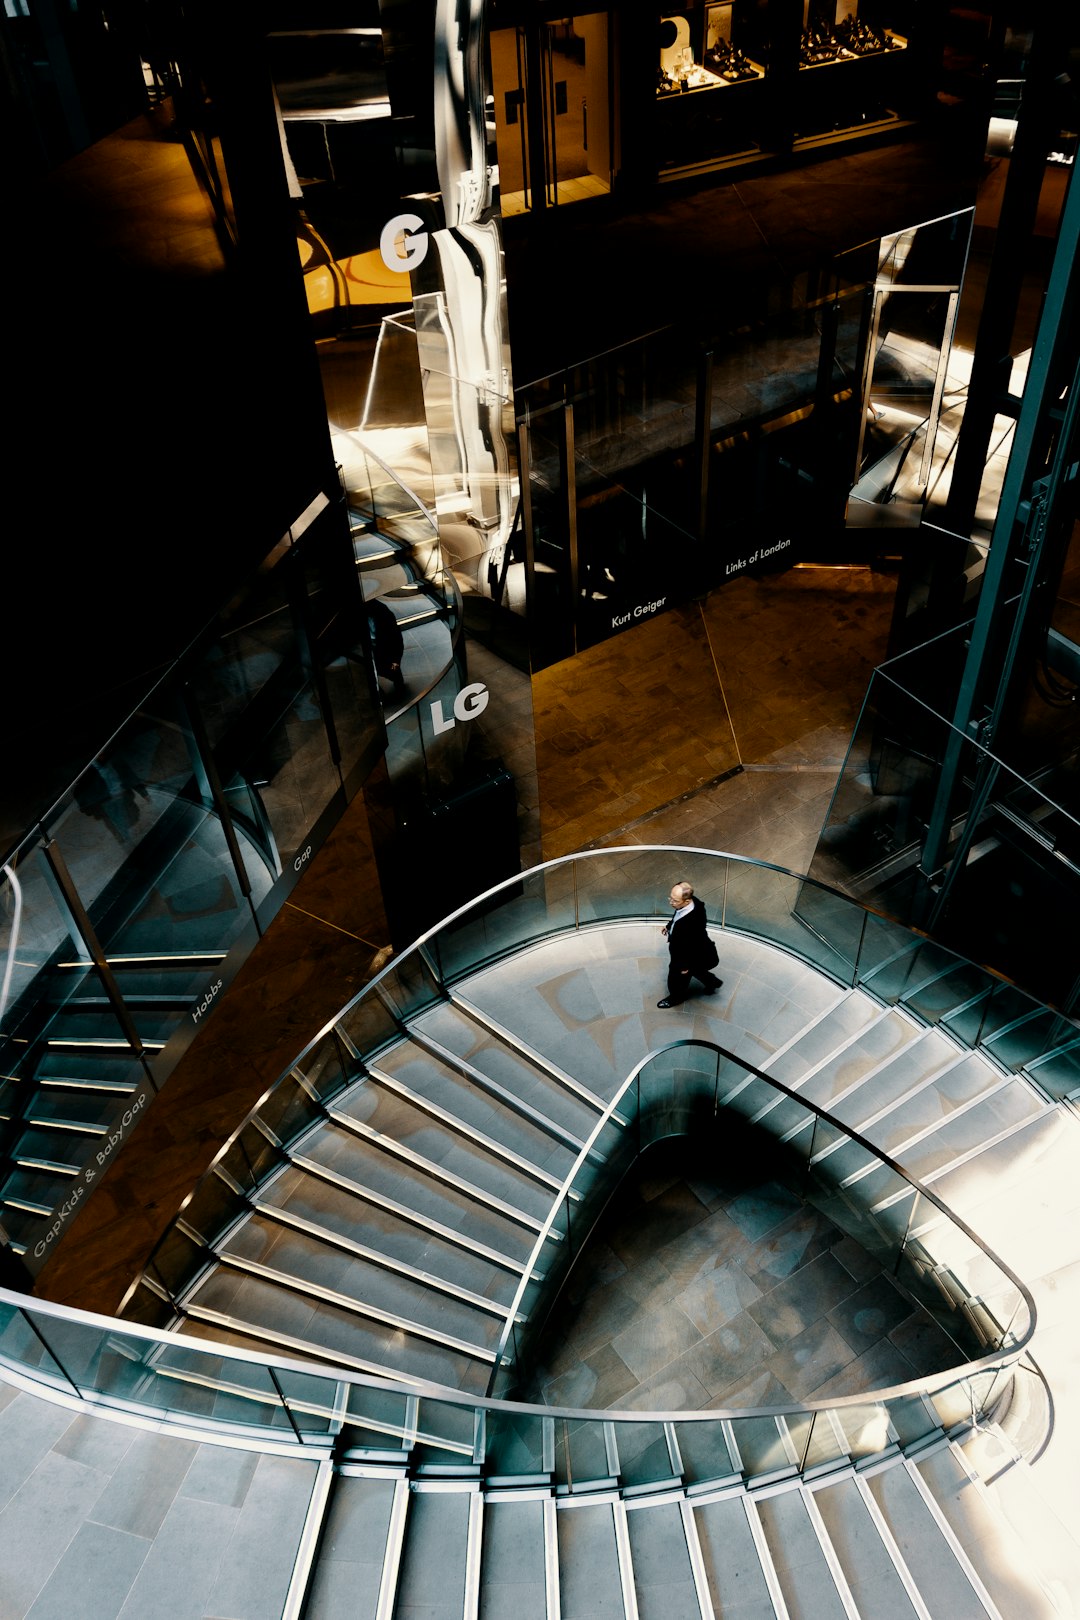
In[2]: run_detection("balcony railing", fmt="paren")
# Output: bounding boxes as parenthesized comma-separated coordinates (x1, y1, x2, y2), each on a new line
(0, 849, 1051, 1499)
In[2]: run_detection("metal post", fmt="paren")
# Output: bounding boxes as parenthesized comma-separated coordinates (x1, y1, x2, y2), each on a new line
(39, 838, 150, 1065)
(920, 160, 1080, 887)
(894, 1191, 920, 1277)
(564, 395, 580, 654)
(179, 686, 255, 916)
(696, 348, 715, 544)
(919, 289, 960, 488)
(269, 1366, 306, 1444)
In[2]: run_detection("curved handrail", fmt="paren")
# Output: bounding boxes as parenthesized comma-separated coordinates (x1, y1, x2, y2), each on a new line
(129, 845, 1070, 1315)
(351, 433, 440, 537)
(487, 1036, 1036, 1395)
(0, 847, 1055, 1484)
(231, 844, 1075, 1089)
(0, 1274, 1027, 1432)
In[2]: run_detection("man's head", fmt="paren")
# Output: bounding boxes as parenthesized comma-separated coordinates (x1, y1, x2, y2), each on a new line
(669, 881, 694, 907)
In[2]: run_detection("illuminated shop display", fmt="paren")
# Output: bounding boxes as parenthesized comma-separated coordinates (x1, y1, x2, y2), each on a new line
(653, 1, 918, 176)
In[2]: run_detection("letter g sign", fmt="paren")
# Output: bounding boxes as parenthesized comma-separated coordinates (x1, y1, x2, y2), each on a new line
(380, 213, 429, 273)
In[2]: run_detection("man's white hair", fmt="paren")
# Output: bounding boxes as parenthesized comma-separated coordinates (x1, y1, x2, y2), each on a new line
(672, 881, 694, 903)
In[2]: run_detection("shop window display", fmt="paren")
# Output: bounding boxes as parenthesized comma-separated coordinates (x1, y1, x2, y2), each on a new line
(657, 8, 763, 95)
(799, 1, 906, 67)
(655, 0, 917, 178)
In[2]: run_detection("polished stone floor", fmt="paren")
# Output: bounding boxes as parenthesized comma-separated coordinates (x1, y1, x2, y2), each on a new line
(518, 1139, 962, 1415)
(532, 563, 896, 866)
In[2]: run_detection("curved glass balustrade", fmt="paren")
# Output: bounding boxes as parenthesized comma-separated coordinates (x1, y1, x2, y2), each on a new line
(0, 848, 1049, 1503)
(342, 419, 474, 794)
(0, 504, 385, 1271)
(489, 1038, 1032, 1403)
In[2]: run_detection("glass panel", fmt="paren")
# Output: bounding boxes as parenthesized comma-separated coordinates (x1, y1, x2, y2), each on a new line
(172, 1169, 244, 1253)
(123, 1340, 287, 1430)
(724, 861, 852, 981)
(120, 1280, 175, 1330)
(716, 1071, 775, 1122)
(236, 680, 342, 871)
(673, 1418, 735, 1484)
(792, 879, 864, 984)
(323, 649, 383, 784)
(257, 1074, 325, 1154)
(335, 984, 404, 1063)
(1022, 1038, 1080, 1102)
(413, 1397, 477, 1466)
(146, 1223, 206, 1305)
(576, 846, 676, 926)
(616, 1422, 675, 1487)
(213, 1133, 264, 1204)
(0, 838, 121, 1257)
(432, 863, 578, 985)
(218, 1119, 286, 1199)
(929, 1373, 985, 1432)
(485, 1408, 550, 1477)
(0, 1301, 75, 1390)
(558, 1417, 612, 1488)
(273, 1365, 338, 1436)
(729, 1415, 793, 1477)
(0, 837, 86, 1043)
(805, 1119, 882, 1190)
(639, 1045, 717, 1146)
(513, 1199, 571, 1352)
(293, 1031, 354, 1105)
(886, 1393, 941, 1448)
(832, 1402, 892, 1464)
(361, 952, 442, 1030)
(343, 1383, 413, 1452)
(188, 576, 294, 752)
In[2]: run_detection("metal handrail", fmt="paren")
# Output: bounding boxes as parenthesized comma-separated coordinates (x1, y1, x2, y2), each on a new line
(487, 1035, 1036, 1393)
(0, 848, 1049, 1468)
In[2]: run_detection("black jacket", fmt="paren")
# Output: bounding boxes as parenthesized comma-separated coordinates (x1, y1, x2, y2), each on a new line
(667, 897, 712, 971)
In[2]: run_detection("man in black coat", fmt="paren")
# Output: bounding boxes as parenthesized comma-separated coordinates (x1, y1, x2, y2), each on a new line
(657, 881, 723, 1007)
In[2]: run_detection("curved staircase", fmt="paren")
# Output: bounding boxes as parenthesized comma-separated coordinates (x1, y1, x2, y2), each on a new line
(4, 851, 1080, 1618)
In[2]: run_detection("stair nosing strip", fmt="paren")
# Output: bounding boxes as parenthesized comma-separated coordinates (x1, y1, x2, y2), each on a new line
(251, 1202, 515, 1320)
(846, 1075, 1048, 1193)
(281, 1458, 335, 1620)
(26, 1117, 109, 1136)
(851, 1470, 935, 1620)
(801, 1047, 970, 1152)
(13, 1157, 80, 1175)
(214, 1252, 498, 1361)
(326, 1107, 546, 1233)
(407, 1025, 589, 1155)
(365, 1065, 566, 1193)
(290, 1154, 531, 1275)
(742, 1494, 792, 1620)
(180, 1306, 445, 1387)
(448, 992, 606, 1114)
(903, 1455, 1006, 1620)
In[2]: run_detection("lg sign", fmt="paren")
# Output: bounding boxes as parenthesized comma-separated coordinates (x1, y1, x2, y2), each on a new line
(431, 683, 489, 735)
(380, 214, 430, 273)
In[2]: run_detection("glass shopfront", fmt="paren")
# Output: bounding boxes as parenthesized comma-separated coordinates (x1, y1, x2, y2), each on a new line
(514, 207, 970, 670)
(491, 13, 616, 214)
